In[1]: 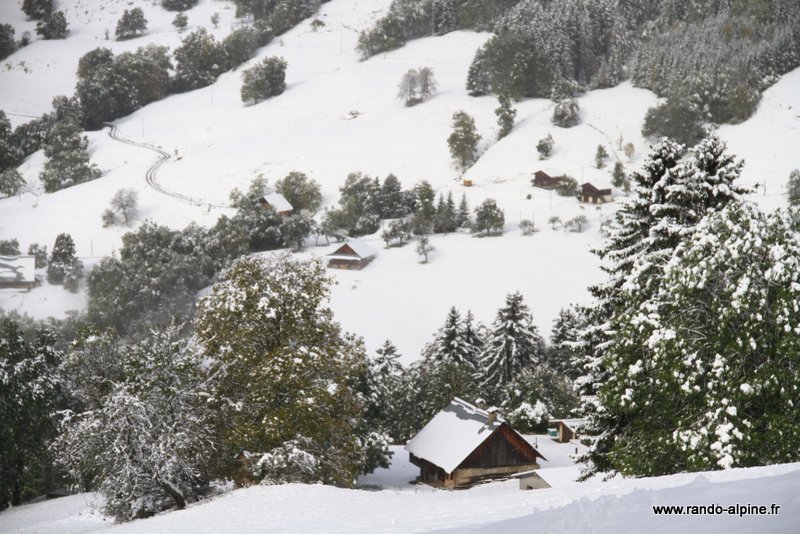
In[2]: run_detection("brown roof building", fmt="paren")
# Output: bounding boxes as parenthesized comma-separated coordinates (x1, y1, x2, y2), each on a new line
(531, 170, 564, 190)
(327, 239, 377, 270)
(579, 182, 613, 204)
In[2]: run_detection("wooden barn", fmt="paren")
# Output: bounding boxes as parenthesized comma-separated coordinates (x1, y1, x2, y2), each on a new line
(405, 398, 546, 488)
(531, 170, 564, 190)
(327, 239, 377, 270)
(258, 192, 294, 216)
(549, 418, 586, 443)
(0, 256, 38, 290)
(579, 182, 613, 204)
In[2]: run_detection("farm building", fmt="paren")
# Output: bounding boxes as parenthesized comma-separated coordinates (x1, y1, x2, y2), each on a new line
(405, 398, 546, 488)
(327, 239, 377, 270)
(579, 182, 613, 204)
(258, 193, 294, 216)
(0, 256, 38, 290)
(531, 170, 564, 190)
(549, 419, 587, 444)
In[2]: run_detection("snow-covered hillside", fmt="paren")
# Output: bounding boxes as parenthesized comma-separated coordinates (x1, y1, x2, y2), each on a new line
(1, 0, 798, 360)
(1, 456, 798, 533)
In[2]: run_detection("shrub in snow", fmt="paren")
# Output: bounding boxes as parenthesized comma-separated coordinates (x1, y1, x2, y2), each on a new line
(253, 439, 320, 484)
(0, 238, 20, 255)
(115, 8, 147, 41)
(240, 56, 287, 104)
(27, 243, 47, 268)
(22, 0, 53, 20)
(555, 175, 577, 197)
(35, 11, 68, 40)
(416, 235, 434, 263)
(519, 219, 537, 235)
(536, 134, 553, 159)
(567, 215, 588, 232)
(552, 97, 580, 128)
(472, 198, 504, 235)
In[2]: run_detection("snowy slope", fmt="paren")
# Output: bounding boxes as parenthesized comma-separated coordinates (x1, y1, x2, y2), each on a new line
(0, 0, 798, 360)
(1, 461, 798, 533)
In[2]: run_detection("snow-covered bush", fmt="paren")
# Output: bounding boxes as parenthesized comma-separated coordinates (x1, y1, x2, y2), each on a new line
(240, 56, 287, 104)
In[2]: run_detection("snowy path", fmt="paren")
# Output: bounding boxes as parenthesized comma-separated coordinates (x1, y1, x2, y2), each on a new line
(105, 124, 227, 208)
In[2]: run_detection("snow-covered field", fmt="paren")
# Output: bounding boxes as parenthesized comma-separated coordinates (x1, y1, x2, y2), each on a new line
(1, 449, 798, 534)
(1, 0, 797, 358)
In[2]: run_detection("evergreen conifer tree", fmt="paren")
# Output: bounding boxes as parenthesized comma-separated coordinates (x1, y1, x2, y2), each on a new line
(787, 169, 800, 206)
(447, 111, 481, 170)
(479, 292, 544, 403)
(423, 307, 478, 369)
(495, 95, 516, 139)
(115, 8, 147, 40)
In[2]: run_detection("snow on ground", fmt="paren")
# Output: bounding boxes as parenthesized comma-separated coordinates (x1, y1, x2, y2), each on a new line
(0, 0, 798, 357)
(2, 461, 799, 534)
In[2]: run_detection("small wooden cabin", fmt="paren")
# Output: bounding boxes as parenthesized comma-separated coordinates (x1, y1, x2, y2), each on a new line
(327, 239, 377, 270)
(549, 418, 586, 443)
(405, 398, 546, 488)
(531, 170, 564, 190)
(579, 182, 613, 204)
(0, 256, 38, 290)
(258, 193, 294, 216)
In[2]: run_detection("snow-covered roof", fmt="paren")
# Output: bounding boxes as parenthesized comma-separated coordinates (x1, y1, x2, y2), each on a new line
(550, 418, 587, 432)
(329, 239, 376, 260)
(260, 193, 293, 213)
(406, 398, 526, 474)
(0, 256, 36, 284)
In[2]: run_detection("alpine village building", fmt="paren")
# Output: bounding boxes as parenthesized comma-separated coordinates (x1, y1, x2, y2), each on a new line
(405, 398, 546, 488)
(579, 182, 613, 204)
(258, 192, 294, 216)
(327, 239, 377, 270)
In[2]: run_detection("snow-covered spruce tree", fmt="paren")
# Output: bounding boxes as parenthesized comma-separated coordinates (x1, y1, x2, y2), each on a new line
(54, 325, 214, 521)
(363, 340, 405, 442)
(479, 292, 545, 404)
(423, 307, 478, 370)
(432, 192, 457, 234)
(0, 24, 14, 61)
(547, 306, 584, 379)
(0, 169, 25, 197)
(115, 8, 147, 41)
(456, 192, 471, 228)
(601, 203, 800, 476)
(447, 110, 481, 170)
(501, 367, 579, 433)
(378, 173, 408, 219)
(241, 56, 287, 104)
(578, 135, 751, 477)
(196, 255, 384, 484)
(410, 180, 436, 235)
(495, 94, 516, 139)
(40, 120, 101, 192)
(0, 317, 60, 509)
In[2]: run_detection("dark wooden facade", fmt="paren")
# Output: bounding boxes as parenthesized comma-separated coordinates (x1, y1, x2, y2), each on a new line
(580, 182, 613, 204)
(257, 198, 293, 217)
(410, 423, 543, 488)
(554, 421, 577, 443)
(532, 170, 564, 190)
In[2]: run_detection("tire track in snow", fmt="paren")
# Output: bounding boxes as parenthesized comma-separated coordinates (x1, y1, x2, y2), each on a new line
(105, 124, 226, 207)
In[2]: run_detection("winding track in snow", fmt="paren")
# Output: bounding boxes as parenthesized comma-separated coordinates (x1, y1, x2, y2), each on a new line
(105, 124, 223, 206)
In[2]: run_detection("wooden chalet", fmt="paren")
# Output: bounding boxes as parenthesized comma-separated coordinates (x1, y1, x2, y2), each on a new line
(531, 170, 564, 190)
(258, 192, 294, 216)
(405, 398, 546, 488)
(326, 239, 377, 270)
(549, 418, 586, 444)
(0, 256, 38, 290)
(579, 182, 613, 204)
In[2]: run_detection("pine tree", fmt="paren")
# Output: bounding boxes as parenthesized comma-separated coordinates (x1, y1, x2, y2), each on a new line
(495, 95, 517, 139)
(0, 24, 14, 62)
(447, 111, 481, 170)
(461, 310, 485, 366)
(547, 307, 583, 378)
(432, 0, 458, 34)
(423, 307, 478, 369)
(416, 235, 434, 263)
(47, 233, 81, 285)
(456, 192, 471, 228)
(595, 145, 609, 168)
(0, 110, 21, 174)
(417, 67, 437, 102)
(611, 161, 626, 188)
(479, 292, 544, 403)
(537, 134, 554, 159)
(172, 12, 188, 31)
(115, 8, 147, 40)
(378, 173, 407, 219)
(397, 69, 419, 106)
(0, 169, 24, 197)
